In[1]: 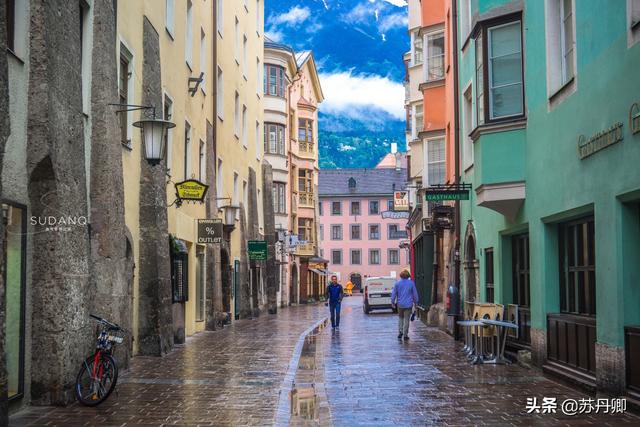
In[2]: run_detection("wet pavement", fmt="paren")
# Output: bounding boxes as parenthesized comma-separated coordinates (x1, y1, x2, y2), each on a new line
(10, 296, 640, 426)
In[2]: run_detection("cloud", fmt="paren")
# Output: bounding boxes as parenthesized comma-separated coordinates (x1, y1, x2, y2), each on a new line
(268, 6, 311, 27)
(265, 30, 284, 43)
(343, 3, 373, 24)
(379, 12, 407, 32)
(382, 0, 408, 6)
(319, 71, 405, 120)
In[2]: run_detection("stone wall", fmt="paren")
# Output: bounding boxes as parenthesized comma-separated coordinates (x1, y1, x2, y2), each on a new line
(136, 16, 173, 356)
(262, 162, 278, 314)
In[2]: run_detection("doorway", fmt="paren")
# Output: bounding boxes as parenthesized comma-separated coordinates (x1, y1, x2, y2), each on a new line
(290, 264, 298, 304)
(350, 273, 362, 292)
(221, 249, 231, 313)
(464, 226, 478, 303)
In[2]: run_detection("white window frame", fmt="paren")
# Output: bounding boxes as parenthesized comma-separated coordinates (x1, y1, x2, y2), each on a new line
(369, 249, 381, 265)
(256, 0, 262, 35)
(233, 171, 239, 219)
(185, 0, 193, 67)
(559, 0, 575, 85)
(199, 140, 206, 182)
(425, 30, 445, 82)
(165, 0, 174, 36)
(487, 20, 524, 120)
(217, 158, 224, 208)
(118, 40, 135, 146)
(628, 0, 640, 46)
(545, 0, 577, 103)
(242, 34, 248, 78)
(256, 57, 261, 96)
(234, 91, 240, 137)
(331, 225, 343, 241)
(235, 16, 240, 64)
(411, 30, 423, 66)
(80, 0, 93, 115)
(184, 120, 192, 180)
(163, 92, 174, 173)
(216, 0, 224, 37)
(388, 249, 400, 265)
(255, 121, 261, 160)
(242, 105, 248, 147)
(413, 102, 423, 139)
(462, 83, 474, 170)
(200, 28, 206, 93)
(425, 137, 445, 187)
(217, 67, 224, 119)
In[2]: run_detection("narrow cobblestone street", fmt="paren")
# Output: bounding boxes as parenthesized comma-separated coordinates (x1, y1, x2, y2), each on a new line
(10, 297, 640, 426)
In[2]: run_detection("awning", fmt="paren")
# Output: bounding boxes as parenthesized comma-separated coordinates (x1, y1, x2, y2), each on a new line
(308, 268, 327, 276)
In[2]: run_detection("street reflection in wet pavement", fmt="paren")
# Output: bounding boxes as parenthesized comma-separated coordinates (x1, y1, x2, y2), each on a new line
(10, 296, 640, 426)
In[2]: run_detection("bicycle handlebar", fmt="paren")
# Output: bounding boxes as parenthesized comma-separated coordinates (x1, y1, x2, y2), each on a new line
(90, 314, 122, 331)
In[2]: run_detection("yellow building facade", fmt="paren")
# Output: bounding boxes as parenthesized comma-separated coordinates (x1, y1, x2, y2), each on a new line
(118, 0, 214, 352)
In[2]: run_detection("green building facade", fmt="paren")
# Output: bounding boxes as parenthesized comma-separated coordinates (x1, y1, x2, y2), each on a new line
(457, 0, 640, 395)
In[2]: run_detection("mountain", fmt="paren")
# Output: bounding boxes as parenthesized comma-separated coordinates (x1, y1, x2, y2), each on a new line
(319, 111, 406, 169)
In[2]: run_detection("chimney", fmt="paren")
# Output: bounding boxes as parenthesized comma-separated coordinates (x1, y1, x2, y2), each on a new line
(395, 152, 401, 171)
(391, 142, 398, 154)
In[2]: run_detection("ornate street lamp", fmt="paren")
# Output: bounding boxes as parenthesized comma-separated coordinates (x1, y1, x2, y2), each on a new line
(133, 116, 175, 165)
(222, 204, 240, 230)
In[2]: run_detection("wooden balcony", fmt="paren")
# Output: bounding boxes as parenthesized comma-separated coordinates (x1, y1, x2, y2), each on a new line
(299, 192, 314, 208)
(298, 141, 315, 158)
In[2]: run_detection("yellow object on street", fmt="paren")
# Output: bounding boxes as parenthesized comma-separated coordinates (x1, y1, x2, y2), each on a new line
(345, 281, 354, 296)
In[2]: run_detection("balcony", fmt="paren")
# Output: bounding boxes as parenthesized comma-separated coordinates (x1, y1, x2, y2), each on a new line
(299, 192, 314, 208)
(295, 242, 315, 257)
(298, 141, 315, 158)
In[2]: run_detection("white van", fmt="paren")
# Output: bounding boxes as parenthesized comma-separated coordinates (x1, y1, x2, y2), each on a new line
(363, 276, 397, 314)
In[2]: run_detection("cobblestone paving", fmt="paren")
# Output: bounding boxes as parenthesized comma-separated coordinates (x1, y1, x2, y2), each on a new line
(10, 304, 327, 427)
(322, 296, 640, 426)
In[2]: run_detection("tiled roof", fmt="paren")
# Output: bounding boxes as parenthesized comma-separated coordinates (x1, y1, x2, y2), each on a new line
(375, 152, 408, 169)
(319, 168, 408, 196)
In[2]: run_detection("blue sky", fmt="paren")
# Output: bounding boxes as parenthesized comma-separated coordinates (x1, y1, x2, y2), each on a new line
(264, 0, 409, 124)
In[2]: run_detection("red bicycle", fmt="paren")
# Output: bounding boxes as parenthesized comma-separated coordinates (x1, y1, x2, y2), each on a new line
(74, 314, 126, 406)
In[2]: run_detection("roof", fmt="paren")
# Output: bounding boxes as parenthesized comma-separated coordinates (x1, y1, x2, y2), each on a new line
(319, 168, 408, 197)
(295, 51, 312, 68)
(375, 152, 408, 169)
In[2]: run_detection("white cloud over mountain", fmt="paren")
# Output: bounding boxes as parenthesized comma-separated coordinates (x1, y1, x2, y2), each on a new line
(268, 6, 311, 27)
(318, 71, 405, 120)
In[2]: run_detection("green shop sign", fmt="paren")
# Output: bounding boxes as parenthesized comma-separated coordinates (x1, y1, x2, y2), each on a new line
(248, 240, 268, 261)
(424, 183, 471, 202)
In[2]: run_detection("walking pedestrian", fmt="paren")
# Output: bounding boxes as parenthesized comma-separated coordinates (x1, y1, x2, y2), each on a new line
(391, 270, 419, 341)
(325, 275, 344, 330)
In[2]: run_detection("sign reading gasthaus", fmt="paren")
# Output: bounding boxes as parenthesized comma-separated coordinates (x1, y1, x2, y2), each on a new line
(577, 122, 624, 159)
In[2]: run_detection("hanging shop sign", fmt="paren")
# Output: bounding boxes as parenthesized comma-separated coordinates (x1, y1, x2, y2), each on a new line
(248, 240, 268, 261)
(630, 102, 640, 135)
(393, 191, 409, 212)
(175, 179, 209, 202)
(577, 122, 624, 160)
(197, 219, 223, 244)
(425, 183, 471, 202)
(382, 210, 410, 219)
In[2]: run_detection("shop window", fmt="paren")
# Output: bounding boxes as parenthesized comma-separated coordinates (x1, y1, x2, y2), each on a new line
(4, 202, 27, 400)
(485, 248, 494, 303)
(559, 216, 596, 316)
(171, 238, 189, 303)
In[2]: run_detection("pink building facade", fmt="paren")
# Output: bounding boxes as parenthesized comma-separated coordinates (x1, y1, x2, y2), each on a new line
(318, 167, 410, 289)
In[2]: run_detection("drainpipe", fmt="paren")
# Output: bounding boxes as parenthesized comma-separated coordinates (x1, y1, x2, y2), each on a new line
(451, 0, 462, 340)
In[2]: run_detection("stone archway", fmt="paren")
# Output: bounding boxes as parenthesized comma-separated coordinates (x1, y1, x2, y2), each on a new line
(290, 264, 298, 304)
(464, 223, 479, 303)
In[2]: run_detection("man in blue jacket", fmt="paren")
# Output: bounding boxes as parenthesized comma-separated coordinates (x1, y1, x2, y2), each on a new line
(391, 270, 419, 340)
(325, 275, 344, 330)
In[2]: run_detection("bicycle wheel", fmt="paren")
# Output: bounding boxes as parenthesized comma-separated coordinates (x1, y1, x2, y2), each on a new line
(75, 353, 119, 406)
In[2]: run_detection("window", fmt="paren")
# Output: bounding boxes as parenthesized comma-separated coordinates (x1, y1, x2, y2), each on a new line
(217, 67, 224, 119)
(171, 244, 189, 303)
(298, 119, 313, 142)
(264, 64, 286, 97)
(487, 21, 523, 119)
(463, 86, 473, 168)
(164, 95, 174, 172)
(559, 217, 596, 316)
(298, 169, 313, 194)
(80, 0, 91, 114)
(298, 218, 313, 242)
(234, 16, 239, 62)
(319, 225, 324, 241)
(6, 0, 16, 52)
(389, 249, 400, 265)
(242, 105, 248, 147)
(319, 201, 323, 216)
(369, 224, 380, 240)
(633, 0, 640, 29)
(185, 0, 193, 66)
(272, 182, 286, 214)
(332, 201, 341, 215)
(119, 47, 132, 147)
(216, 0, 224, 36)
(388, 224, 407, 239)
(369, 249, 381, 265)
(350, 201, 360, 216)
(350, 224, 361, 240)
(351, 250, 362, 265)
(242, 35, 248, 77)
(4, 202, 26, 399)
(256, 0, 261, 34)
(257, 58, 262, 95)
(233, 172, 239, 218)
(475, 33, 485, 126)
(332, 250, 342, 265)
(242, 180, 248, 221)
(198, 140, 205, 181)
(512, 234, 530, 307)
(331, 225, 343, 240)
(485, 248, 494, 303)
(387, 200, 394, 212)
(184, 122, 192, 180)
(217, 158, 223, 208)
(427, 139, 445, 185)
(369, 201, 379, 215)
(166, 0, 174, 35)
(412, 31, 423, 65)
(460, 0, 472, 40)
(348, 178, 356, 189)
(200, 29, 206, 92)
(234, 91, 240, 137)
(426, 31, 445, 81)
(264, 123, 285, 155)
(414, 103, 423, 137)
(255, 121, 261, 159)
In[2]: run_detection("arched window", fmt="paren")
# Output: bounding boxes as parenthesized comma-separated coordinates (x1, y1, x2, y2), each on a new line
(348, 177, 356, 189)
